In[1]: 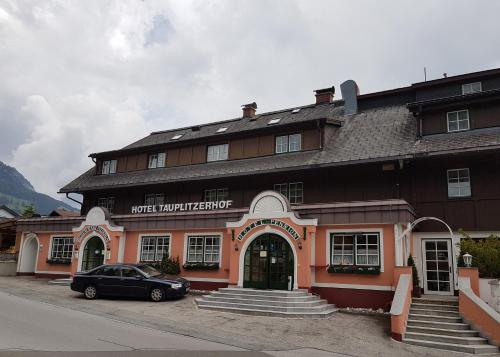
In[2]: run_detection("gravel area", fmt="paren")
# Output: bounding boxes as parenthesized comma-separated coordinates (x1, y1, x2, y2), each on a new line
(0, 277, 467, 357)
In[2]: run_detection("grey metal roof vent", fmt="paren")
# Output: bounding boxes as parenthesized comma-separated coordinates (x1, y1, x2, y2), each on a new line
(340, 80, 359, 115)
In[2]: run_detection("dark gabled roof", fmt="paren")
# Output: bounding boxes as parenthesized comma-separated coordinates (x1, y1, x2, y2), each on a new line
(60, 102, 500, 194)
(407, 88, 500, 112)
(91, 102, 344, 157)
(0, 205, 20, 217)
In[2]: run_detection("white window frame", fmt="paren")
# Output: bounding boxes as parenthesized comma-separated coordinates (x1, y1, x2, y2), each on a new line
(288, 133, 301, 152)
(138, 234, 171, 262)
(447, 110, 470, 132)
(207, 144, 229, 162)
(97, 197, 115, 213)
(273, 183, 288, 198)
(275, 135, 289, 154)
(330, 234, 354, 265)
(273, 182, 303, 204)
(101, 159, 117, 174)
(48, 236, 74, 260)
(462, 82, 482, 95)
(288, 182, 303, 204)
(144, 193, 165, 206)
(447, 168, 471, 198)
(275, 134, 301, 154)
(148, 152, 166, 169)
(326, 228, 384, 272)
(183, 233, 223, 265)
(204, 188, 228, 202)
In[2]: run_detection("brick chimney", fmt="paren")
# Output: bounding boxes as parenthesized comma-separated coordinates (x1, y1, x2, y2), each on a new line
(242, 102, 257, 118)
(314, 86, 335, 105)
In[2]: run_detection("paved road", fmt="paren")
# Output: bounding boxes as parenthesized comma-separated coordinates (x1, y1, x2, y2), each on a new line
(0, 290, 347, 357)
(0, 290, 247, 354)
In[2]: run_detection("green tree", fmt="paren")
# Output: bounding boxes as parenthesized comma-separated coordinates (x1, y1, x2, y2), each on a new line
(457, 229, 500, 278)
(21, 203, 36, 217)
(407, 254, 420, 286)
(156, 254, 181, 275)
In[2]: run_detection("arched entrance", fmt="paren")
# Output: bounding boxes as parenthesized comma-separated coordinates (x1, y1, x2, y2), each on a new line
(243, 233, 294, 290)
(81, 236, 105, 271)
(19, 234, 38, 273)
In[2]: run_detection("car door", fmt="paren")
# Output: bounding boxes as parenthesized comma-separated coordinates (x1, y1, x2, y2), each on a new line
(119, 267, 148, 298)
(96, 266, 121, 295)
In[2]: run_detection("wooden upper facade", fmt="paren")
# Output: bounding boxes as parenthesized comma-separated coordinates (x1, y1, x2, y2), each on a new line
(59, 68, 500, 232)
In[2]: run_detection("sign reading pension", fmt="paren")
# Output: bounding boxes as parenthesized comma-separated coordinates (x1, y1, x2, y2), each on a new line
(131, 200, 233, 214)
(76, 225, 110, 243)
(237, 219, 301, 240)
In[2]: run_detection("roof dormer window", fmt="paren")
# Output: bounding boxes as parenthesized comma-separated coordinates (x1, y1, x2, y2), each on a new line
(216, 127, 228, 133)
(447, 110, 470, 132)
(462, 82, 482, 95)
(148, 152, 166, 169)
(101, 159, 117, 175)
(171, 134, 183, 140)
(268, 118, 281, 125)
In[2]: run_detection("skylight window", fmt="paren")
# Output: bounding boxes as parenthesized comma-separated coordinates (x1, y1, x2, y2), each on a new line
(217, 127, 228, 133)
(268, 118, 281, 125)
(171, 134, 183, 140)
(292, 108, 301, 114)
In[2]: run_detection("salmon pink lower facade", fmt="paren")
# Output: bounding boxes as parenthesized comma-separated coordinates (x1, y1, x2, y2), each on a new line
(15, 191, 418, 309)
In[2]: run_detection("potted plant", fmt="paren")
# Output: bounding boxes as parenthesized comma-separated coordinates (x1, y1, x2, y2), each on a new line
(408, 254, 421, 297)
(153, 254, 181, 275)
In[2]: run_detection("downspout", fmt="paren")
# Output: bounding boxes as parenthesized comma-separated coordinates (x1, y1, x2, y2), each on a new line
(66, 193, 83, 207)
(317, 119, 323, 149)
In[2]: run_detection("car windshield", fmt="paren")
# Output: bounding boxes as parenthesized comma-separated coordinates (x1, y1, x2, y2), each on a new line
(136, 264, 161, 277)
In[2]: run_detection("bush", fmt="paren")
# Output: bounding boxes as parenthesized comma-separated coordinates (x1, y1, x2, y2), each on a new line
(407, 254, 420, 286)
(457, 229, 500, 278)
(152, 254, 181, 275)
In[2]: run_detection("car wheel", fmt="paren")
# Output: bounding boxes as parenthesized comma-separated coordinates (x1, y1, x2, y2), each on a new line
(150, 287, 165, 302)
(84, 285, 98, 300)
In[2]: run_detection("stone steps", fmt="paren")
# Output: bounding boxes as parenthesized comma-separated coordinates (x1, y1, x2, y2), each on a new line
(196, 287, 336, 318)
(209, 291, 320, 302)
(409, 308, 460, 317)
(406, 325, 479, 337)
(403, 338, 499, 355)
(201, 295, 326, 307)
(403, 296, 499, 354)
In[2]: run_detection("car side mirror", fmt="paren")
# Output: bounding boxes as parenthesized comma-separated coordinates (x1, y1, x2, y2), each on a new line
(135, 275, 143, 280)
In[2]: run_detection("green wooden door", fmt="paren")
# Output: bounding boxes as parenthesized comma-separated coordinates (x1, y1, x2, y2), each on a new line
(243, 234, 294, 290)
(81, 236, 105, 271)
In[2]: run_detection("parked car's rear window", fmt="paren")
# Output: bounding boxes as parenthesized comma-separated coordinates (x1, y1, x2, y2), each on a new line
(121, 267, 139, 277)
(137, 264, 161, 277)
(102, 266, 120, 276)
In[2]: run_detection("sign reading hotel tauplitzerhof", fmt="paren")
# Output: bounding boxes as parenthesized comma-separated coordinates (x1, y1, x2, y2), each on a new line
(131, 200, 233, 214)
(237, 219, 300, 240)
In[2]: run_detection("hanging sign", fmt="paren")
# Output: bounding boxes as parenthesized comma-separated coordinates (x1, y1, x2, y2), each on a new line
(131, 200, 233, 214)
(237, 219, 300, 241)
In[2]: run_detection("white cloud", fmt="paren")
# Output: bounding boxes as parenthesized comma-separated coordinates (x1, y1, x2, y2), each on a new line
(0, 0, 499, 205)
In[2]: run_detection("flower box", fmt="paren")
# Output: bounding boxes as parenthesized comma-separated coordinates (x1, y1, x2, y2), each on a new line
(327, 265, 380, 275)
(183, 262, 219, 271)
(46, 258, 72, 265)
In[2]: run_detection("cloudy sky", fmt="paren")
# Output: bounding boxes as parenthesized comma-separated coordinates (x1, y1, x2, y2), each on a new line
(1, 0, 499, 206)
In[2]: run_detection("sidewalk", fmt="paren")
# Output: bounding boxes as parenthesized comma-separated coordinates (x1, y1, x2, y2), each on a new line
(0, 277, 462, 357)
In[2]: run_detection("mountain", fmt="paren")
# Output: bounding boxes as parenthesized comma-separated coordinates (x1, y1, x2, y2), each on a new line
(0, 161, 77, 215)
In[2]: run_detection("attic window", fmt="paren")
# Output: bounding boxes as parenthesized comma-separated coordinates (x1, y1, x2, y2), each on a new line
(268, 118, 281, 125)
(217, 127, 228, 133)
(171, 134, 183, 140)
(292, 108, 301, 114)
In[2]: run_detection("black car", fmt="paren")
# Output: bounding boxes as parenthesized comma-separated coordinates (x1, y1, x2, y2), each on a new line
(70, 264, 190, 302)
